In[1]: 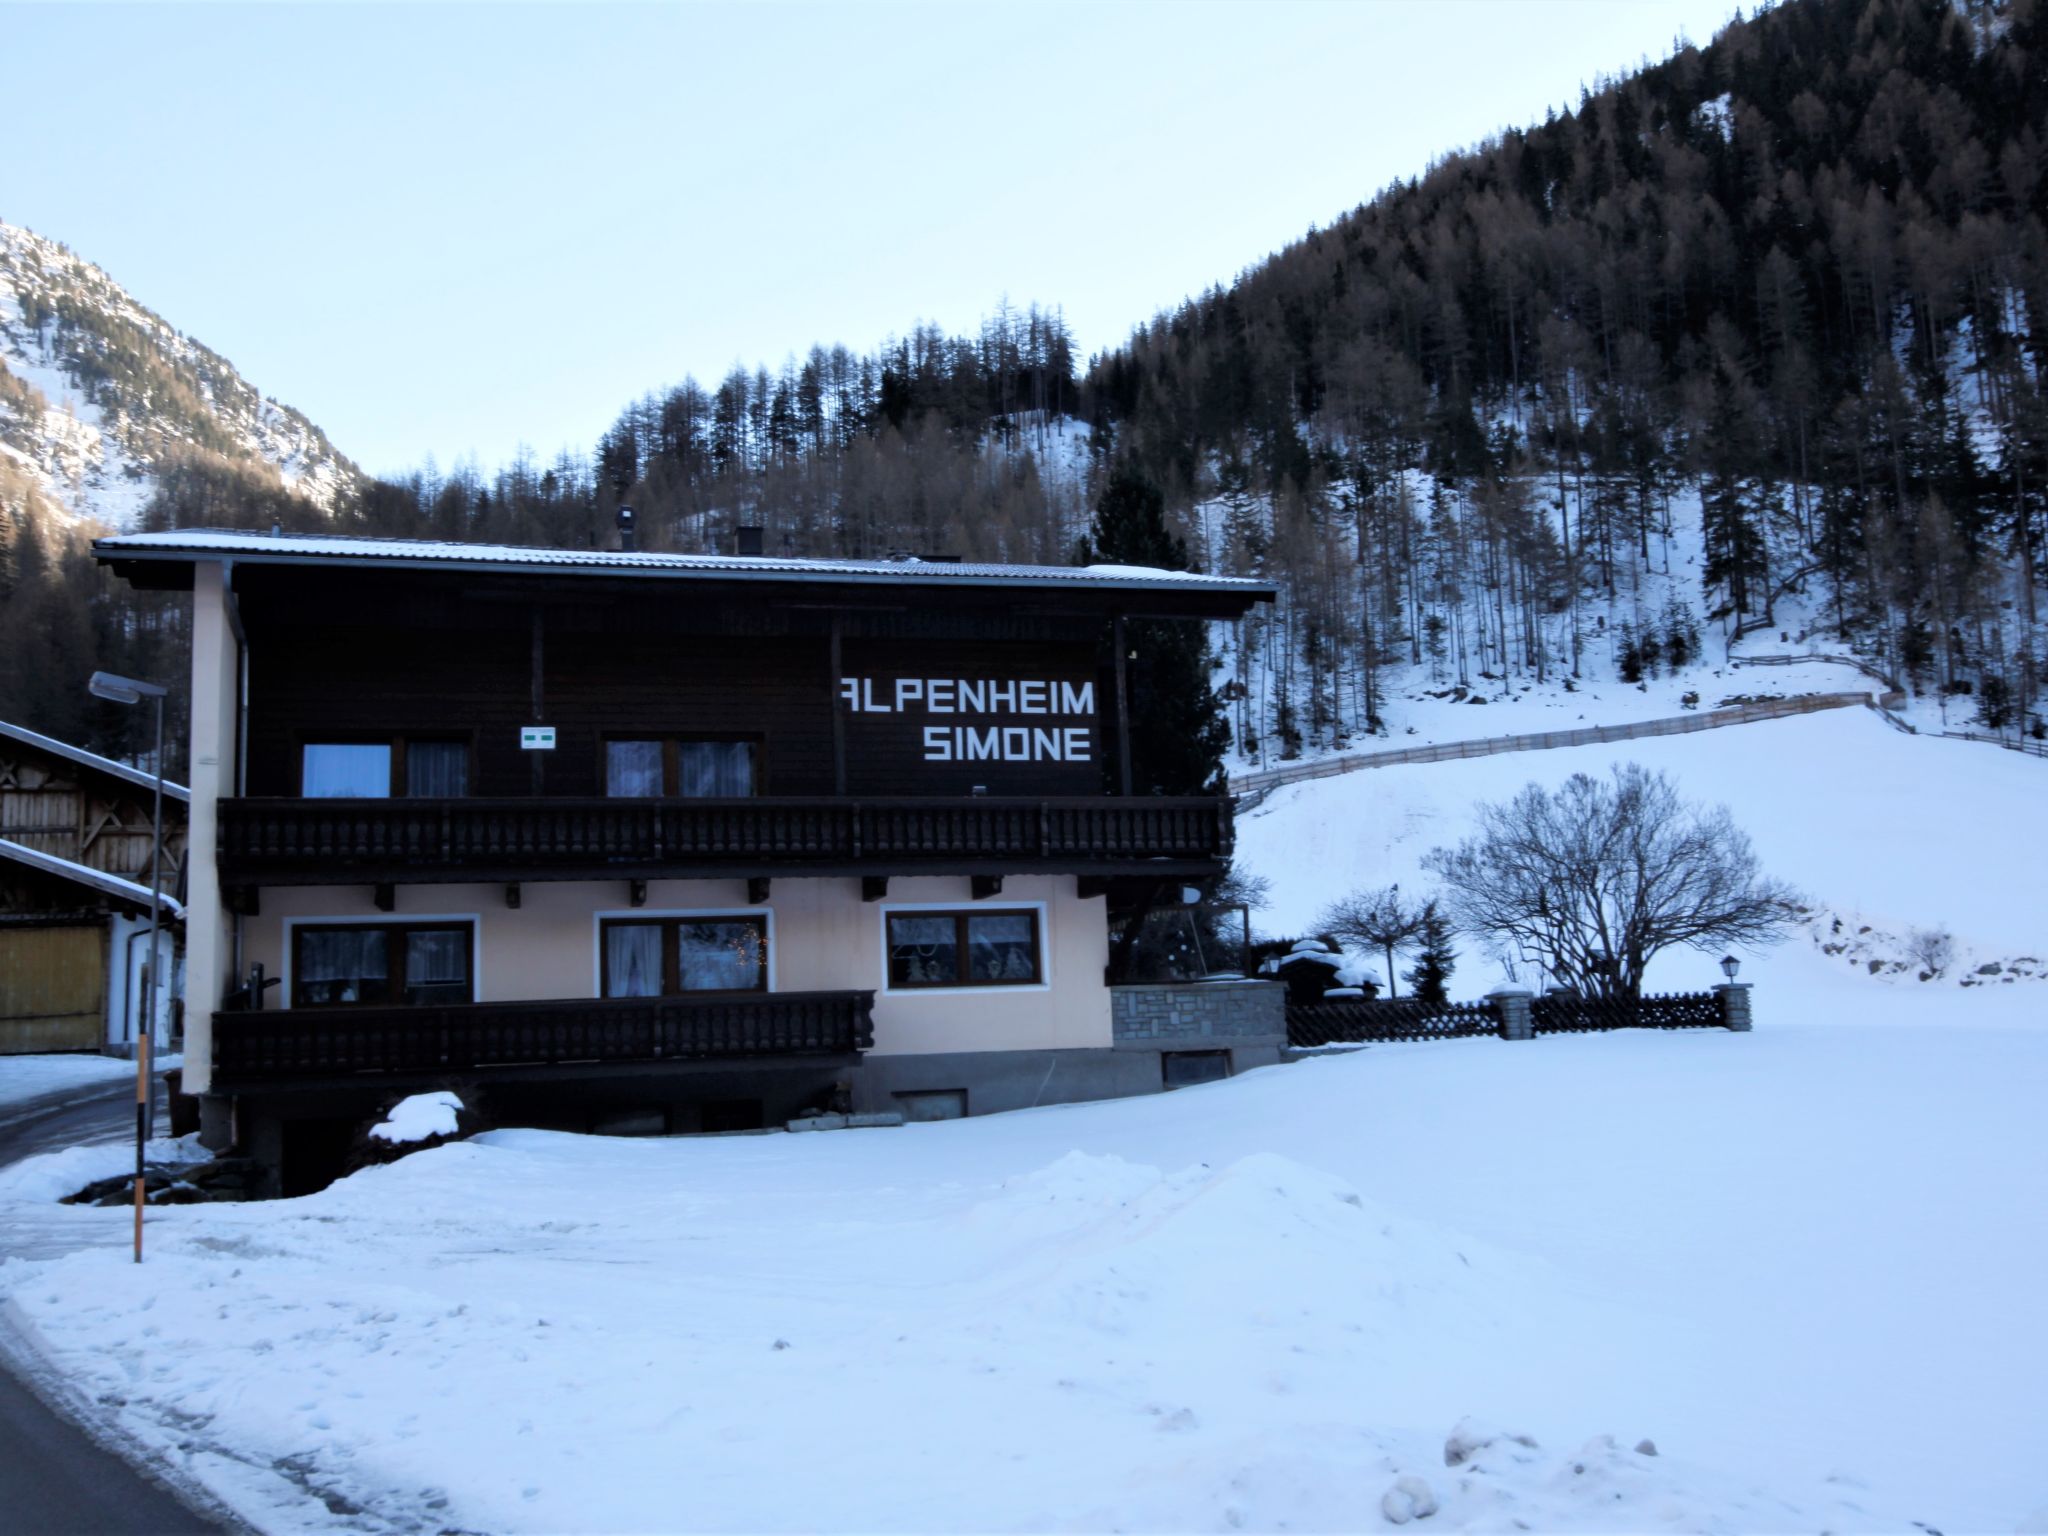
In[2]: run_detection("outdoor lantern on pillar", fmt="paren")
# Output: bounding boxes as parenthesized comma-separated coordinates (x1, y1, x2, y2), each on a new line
(1720, 954, 1742, 981)
(87, 669, 169, 1264)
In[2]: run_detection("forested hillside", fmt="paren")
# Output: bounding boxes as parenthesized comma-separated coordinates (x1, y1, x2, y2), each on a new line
(7, 0, 2043, 771)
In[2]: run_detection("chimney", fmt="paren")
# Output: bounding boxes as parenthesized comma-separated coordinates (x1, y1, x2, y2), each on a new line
(616, 504, 636, 553)
(735, 525, 764, 557)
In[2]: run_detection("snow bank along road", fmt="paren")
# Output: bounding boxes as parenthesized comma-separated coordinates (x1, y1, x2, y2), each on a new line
(1, 978, 2044, 1534)
(0, 1069, 225, 1535)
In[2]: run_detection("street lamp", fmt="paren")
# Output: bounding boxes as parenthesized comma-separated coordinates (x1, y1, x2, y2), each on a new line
(1719, 954, 1742, 982)
(88, 670, 168, 1266)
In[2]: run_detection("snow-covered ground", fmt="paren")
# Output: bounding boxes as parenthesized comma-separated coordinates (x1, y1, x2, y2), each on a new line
(0, 700, 2041, 1532)
(0, 1051, 151, 1111)
(1, 987, 2042, 1534)
(1236, 705, 2046, 993)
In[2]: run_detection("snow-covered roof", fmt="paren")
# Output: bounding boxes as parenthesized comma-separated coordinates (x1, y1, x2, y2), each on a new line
(0, 719, 190, 803)
(95, 529, 1277, 599)
(0, 838, 184, 919)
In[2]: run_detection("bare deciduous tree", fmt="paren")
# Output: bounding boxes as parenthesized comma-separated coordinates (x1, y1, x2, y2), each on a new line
(1319, 884, 1426, 999)
(1423, 764, 1798, 998)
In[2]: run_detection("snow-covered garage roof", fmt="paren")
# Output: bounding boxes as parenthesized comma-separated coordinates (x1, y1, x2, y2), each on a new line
(0, 837, 184, 919)
(94, 529, 1277, 600)
(0, 719, 190, 803)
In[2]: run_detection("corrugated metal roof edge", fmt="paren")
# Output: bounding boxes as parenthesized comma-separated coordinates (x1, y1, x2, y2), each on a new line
(92, 529, 1279, 600)
(0, 719, 191, 802)
(0, 837, 185, 919)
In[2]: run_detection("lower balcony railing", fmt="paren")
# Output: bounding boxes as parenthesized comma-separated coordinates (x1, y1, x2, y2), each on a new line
(211, 990, 875, 1083)
(216, 795, 1234, 885)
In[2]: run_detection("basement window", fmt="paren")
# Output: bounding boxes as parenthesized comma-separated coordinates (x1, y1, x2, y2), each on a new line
(894, 1089, 967, 1122)
(1162, 1051, 1231, 1089)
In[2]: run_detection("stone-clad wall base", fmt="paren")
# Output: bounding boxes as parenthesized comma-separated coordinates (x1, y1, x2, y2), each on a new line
(1110, 981, 1286, 1049)
(850, 1047, 1165, 1117)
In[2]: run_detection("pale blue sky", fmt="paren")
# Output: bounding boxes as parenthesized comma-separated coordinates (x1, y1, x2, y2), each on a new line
(10, 2, 1743, 478)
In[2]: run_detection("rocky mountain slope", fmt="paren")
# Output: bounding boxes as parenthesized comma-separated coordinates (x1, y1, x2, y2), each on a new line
(0, 219, 358, 532)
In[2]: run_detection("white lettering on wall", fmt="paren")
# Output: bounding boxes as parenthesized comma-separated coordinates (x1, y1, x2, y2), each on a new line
(921, 724, 1095, 762)
(848, 676, 1098, 762)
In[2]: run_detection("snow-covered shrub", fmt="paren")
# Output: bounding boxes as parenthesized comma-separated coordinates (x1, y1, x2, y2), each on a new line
(349, 1088, 483, 1171)
(1906, 927, 1955, 979)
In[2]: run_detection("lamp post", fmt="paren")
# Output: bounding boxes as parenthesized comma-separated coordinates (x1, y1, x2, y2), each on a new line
(1720, 954, 1742, 982)
(88, 670, 168, 1265)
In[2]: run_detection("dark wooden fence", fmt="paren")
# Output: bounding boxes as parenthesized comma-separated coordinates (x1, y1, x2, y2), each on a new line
(217, 794, 1233, 883)
(1528, 992, 1723, 1034)
(1287, 998, 1500, 1047)
(1287, 990, 1725, 1048)
(212, 989, 875, 1083)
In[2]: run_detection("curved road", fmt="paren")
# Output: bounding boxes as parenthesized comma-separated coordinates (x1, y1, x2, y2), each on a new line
(0, 1075, 228, 1535)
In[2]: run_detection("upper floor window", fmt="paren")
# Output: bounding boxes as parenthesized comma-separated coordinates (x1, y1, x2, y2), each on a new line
(605, 738, 756, 798)
(601, 915, 768, 996)
(302, 742, 390, 797)
(293, 922, 473, 1007)
(886, 909, 1042, 989)
(301, 739, 470, 798)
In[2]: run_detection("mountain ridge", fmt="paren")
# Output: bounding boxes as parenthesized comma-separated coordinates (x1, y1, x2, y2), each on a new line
(0, 218, 359, 532)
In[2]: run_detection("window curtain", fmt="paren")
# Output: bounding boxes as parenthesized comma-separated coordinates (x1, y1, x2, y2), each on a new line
(967, 914, 1037, 981)
(302, 744, 391, 798)
(404, 930, 470, 1002)
(605, 925, 662, 997)
(677, 920, 765, 990)
(677, 741, 754, 797)
(606, 740, 664, 797)
(297, 929, 387, 1004)
(887, 915, 959, 986)
(405, 741, 469, 797)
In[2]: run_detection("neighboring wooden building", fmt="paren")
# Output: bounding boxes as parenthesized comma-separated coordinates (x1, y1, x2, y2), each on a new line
(0, 721, 187, 1055)
(97, 528, 1275, 1193)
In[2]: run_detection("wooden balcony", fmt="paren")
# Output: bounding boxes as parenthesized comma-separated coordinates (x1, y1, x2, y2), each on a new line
(211, 989, 875, 1085)
(216, 794, 1234, 886)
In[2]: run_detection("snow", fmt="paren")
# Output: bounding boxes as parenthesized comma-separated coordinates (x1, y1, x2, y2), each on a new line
(96, 528, 1269, 593)
(367, 1090, 463, 1145)
(1, 647, 2043, 1533)
(0, 1132, 204, 1203)
(0, 1052, 146, 1111)
(0, 838, 185, 918)
(1236, 705, 2047, 984)
(3, 1009, 2044, 1533)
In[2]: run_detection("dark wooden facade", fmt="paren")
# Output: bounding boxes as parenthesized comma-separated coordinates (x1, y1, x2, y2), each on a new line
(236, 571, 1120, 802)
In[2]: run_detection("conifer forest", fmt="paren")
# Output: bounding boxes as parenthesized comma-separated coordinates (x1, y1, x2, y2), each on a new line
(4, 0, 2044, 773)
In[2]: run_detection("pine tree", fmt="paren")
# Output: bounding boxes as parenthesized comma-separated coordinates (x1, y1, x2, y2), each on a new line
(1085, 461, 1231, 794)
(1404, 900, 1458, 1005)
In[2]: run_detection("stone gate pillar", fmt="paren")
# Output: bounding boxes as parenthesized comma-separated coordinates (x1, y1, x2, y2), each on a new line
(1487, 987, 1534, 1041)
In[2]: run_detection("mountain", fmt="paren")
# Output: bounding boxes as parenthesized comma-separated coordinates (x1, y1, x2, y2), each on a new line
(0, 219, 358, 532)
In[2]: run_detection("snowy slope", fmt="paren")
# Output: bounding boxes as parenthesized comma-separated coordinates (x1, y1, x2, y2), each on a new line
(0, 220, 358, 530)
(1235, 704, 2046, 993)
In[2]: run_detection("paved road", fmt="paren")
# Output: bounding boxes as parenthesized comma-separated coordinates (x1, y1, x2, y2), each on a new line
(0, 1075, 229, 1535)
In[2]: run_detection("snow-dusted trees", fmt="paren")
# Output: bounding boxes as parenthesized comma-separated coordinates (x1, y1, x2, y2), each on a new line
(1423, 764, 1797, 998)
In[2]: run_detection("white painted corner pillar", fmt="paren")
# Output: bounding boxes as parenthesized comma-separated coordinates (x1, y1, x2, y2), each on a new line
(181, 560, 240, 1094)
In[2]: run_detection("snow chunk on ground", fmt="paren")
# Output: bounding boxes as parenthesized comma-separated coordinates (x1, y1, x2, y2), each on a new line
(367, 1090, 463, 1145)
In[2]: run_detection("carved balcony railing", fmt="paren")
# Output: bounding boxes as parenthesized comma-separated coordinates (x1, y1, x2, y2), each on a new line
(216, 795, 1234, 886)
(211, 989, 875, 1084)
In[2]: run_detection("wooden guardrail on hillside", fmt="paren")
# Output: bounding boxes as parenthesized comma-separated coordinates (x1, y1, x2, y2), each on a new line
(1228, 690, 1884, 798)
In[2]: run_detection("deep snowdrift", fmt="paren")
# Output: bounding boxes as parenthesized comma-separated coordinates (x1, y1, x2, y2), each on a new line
(4, 1017, 2045, 1533)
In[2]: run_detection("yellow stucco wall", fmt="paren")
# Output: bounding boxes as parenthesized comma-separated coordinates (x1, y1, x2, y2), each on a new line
(237, 874, 1109, 1058)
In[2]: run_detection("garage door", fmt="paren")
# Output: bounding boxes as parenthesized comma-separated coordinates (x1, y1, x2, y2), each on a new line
(0, 924, 106, 1054)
